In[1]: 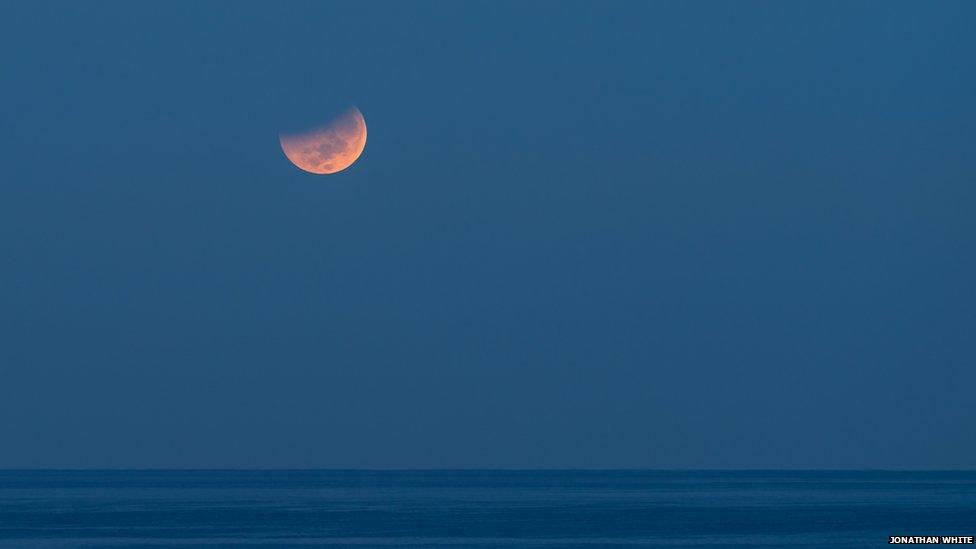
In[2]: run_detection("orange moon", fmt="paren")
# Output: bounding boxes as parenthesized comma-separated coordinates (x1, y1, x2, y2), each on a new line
(279, 107, 367, 174)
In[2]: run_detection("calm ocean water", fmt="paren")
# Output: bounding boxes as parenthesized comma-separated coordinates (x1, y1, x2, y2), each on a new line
(0, 470, 972, 548)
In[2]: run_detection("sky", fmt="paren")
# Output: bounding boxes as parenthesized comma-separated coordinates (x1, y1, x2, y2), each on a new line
(0, 1, 974, 469)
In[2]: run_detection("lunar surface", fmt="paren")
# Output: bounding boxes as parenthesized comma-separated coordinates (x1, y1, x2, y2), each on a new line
(279, 107, 367, 174)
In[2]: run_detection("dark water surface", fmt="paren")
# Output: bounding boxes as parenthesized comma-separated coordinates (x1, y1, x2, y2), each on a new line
(0, 470, 973, 547)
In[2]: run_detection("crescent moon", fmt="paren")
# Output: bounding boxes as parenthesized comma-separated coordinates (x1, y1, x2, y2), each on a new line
(279, 107, 367, 175)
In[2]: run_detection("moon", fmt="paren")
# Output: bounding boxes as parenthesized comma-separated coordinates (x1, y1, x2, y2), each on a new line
(279, 107, 367, 175)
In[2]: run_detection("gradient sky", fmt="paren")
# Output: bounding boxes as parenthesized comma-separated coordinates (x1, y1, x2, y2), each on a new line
(1, 1, 974, 469)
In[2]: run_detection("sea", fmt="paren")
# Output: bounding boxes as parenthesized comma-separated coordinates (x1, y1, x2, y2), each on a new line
(0, 470, 973, 548)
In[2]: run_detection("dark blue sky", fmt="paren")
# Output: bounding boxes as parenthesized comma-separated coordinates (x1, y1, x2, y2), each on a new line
(1, 1, 974, 468)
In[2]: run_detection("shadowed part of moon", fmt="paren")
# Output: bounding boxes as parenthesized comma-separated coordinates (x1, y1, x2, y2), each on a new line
(279, 108, 367, 175)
